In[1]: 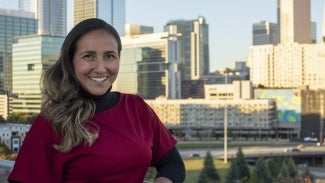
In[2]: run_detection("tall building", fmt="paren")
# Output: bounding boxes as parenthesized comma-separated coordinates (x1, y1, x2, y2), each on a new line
(0, 9, 37, 93)
(74, 0, 125, 36)
(277, 0, 311, 44)
(19, 0, 67, 36)
(252, 21, 278, 45)
(113, 32, 181, 99)
(125, 24, 153, 36)
(164, 16, 209, 81)
(11, 35, 64, 114)
(247, 43, 325, 89)
(323, 1, 325, 42)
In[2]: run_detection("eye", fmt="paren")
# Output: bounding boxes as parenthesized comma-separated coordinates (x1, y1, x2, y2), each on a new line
(83, 54, 94, 60)
(105, 53, 117, 60)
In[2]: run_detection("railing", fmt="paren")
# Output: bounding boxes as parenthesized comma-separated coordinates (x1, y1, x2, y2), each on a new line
(0, 160, 152, 182)
(0, 160, 13, 183)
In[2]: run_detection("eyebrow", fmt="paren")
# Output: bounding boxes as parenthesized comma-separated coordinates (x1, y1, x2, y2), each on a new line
(79, 50, 118, 55)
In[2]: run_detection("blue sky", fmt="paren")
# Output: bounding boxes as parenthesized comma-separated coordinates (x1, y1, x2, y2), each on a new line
(1, 0, 324, 71)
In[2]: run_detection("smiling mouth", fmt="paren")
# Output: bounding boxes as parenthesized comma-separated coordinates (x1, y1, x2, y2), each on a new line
(89, 76, 108, 82)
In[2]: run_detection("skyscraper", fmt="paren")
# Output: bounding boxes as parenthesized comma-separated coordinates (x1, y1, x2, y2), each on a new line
(74, 0, 125, 36)
(114, 32, 181, 99)
(252, 21, 278, 45)
(164, 16, 209, 81)
(323, 1, 325, 42)
(19, 0, 67, 36)
(0, 9, 37, 92)
(277, 0, 311, 44)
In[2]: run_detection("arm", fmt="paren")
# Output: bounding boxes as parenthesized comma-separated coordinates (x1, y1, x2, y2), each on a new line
(154, 146, 186, 183)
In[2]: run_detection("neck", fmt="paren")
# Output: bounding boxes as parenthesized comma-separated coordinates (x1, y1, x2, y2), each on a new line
(80, 87, 119, 112)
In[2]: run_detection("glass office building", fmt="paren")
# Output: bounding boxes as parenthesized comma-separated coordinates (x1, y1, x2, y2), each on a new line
(19, 0, 67, 36)
(164, 16, 209, 80)
(11, 35, 64, 113)
(74, 0, 125, 35)
(114, 32, 181, 99)
(0, 9, 37, 92)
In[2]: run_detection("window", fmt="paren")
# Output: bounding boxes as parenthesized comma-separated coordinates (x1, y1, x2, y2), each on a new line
(27, 64, 35, 71)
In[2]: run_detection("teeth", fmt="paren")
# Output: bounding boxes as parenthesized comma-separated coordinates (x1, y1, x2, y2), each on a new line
(90, 77, 107, 82)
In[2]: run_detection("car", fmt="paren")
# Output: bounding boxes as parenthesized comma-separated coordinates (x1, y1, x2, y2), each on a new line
(291, 148, 300, 152)
(188, 153, 200, 157)
(284, 148, 300, 152)
(297, 144, 305, 149)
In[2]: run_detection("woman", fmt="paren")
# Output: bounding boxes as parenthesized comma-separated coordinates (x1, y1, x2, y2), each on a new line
(8, 18, 185, 183)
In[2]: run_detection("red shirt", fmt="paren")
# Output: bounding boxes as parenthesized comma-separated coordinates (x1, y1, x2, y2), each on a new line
(8, 94, 177, 183)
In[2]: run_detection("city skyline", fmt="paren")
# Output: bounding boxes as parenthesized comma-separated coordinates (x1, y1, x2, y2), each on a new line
(1, 0, 324, 72)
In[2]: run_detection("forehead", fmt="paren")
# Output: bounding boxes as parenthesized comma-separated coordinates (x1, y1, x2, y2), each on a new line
(75, 29, 118, 49)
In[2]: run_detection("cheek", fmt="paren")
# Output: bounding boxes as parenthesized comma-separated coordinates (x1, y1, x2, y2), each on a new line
(110, 62, 120, 75)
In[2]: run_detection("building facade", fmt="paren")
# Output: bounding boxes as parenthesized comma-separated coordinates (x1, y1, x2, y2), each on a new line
(247, 43, 325, 89)
(74, 0, 125, 36)
(146, 98, 277, 139)
(0, 123, 30, 152)
(164, 16, 209, 81)
(252, 21, 278, 45)
(301, 89, 325, 142)
(113, 32, 181, 99)
(11, 35, 64, 114)
(277, 0, 311, 44)
(0, 9, 37, 93)
(19, 0, 67, 36)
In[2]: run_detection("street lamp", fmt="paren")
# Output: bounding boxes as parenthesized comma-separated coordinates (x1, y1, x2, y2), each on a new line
(223, 71, 240, 163)
(224, 73, 229, 163)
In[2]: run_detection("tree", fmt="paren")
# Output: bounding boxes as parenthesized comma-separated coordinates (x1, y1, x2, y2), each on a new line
(277, 162, 291, 183)
(197, 151, 220, 183)
(226, 147, 250, 183)
(234, 147, 250, 182)
(225, 158, 239, 183)
(0, 115, 5, 123)
(286, 158, 297, 178)
(254, 157, 272, 183)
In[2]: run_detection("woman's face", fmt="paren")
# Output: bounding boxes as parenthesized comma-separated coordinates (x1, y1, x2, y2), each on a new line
(73, 29, 120, 96)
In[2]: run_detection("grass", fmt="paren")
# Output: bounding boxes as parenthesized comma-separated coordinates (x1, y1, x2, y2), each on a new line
(183, 157, 229, 183)
(145, 157, 231, 183)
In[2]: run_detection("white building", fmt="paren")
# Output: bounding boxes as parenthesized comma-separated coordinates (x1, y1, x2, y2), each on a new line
(0, 93, 8, 119)
(0, 123, 30, 152)
(146, 98, 277, 136)
(247, 43, 325, 89)
(11, 35, 64, 113)
(277, 0, 311, 44)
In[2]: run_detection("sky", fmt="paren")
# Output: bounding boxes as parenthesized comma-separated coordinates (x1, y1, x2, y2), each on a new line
(1, 0, 324, 72)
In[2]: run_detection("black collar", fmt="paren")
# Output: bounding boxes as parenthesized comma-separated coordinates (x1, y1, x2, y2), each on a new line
(80, 87, 120, 112)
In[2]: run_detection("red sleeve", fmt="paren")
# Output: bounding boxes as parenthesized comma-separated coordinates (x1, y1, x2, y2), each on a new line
(8, 115, 63, 183)
(145, 102, 177, 166)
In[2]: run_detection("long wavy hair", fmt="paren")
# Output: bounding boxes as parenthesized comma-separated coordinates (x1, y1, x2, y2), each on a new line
(41, 18, 122, 153)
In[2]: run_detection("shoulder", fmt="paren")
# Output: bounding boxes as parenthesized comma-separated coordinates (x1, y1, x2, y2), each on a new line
(119, 93, 146, 105)
(26, 115, 59, 144)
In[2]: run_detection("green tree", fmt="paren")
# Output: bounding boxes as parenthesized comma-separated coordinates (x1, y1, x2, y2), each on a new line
(0, 115, 5, 123)
(234, 147, 250, 182)
(249, 170, 258, 183)
(286, 158, 297, 178)
(254, 157, 272, 183)
(226, 147, 250, 183)
(277, 162, 292, 183)
(197, 151, 220, 183)
(225, 158, 239, 183)
(266, 157, 282, 179)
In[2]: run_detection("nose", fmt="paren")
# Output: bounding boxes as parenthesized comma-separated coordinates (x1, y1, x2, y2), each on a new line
(93, 57, 106, 73)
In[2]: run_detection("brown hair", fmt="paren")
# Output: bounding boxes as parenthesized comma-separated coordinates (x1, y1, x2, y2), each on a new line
(41, 18, 122, 152)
